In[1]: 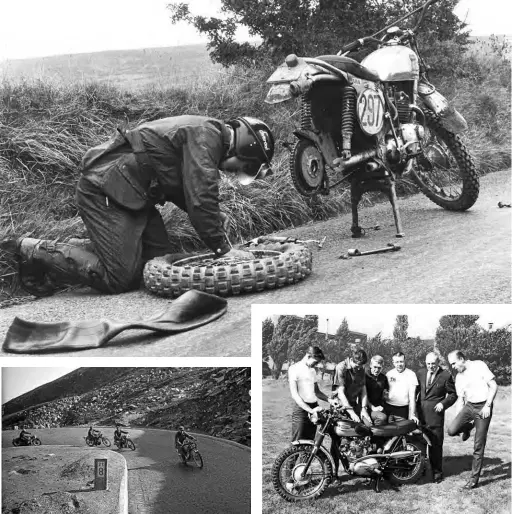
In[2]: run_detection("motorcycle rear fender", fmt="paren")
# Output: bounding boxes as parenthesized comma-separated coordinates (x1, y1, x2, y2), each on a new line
(291, 439, 336, 473)
(267, 56, 329, 84)
(293, 129, 339, 169)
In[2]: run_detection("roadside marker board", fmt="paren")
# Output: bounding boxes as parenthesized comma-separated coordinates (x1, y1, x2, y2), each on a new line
(94, 458, 108, 490)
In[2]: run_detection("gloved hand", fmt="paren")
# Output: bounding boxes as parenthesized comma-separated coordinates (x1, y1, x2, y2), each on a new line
(221, 249, 255, 261)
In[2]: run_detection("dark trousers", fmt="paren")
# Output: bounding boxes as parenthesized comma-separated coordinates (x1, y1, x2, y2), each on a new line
(76, 177, 173, 293)
(424, 425, 444, 476)
(386, 403, 409, 422)
(291, 401, 318, 442)
(448, 401, 493, 481)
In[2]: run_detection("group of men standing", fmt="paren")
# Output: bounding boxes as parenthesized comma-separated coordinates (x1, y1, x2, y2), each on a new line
(288, 345, 497, 490)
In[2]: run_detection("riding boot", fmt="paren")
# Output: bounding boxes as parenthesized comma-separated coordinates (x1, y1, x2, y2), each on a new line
(18, 237, 111, 294)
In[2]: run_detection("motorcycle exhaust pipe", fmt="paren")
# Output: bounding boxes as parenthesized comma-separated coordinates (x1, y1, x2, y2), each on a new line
(334, 149, 378, 172)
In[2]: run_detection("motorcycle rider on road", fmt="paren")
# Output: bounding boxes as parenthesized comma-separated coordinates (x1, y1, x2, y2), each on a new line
(175, 426, 196, 463)
(20, 427, 32, 443)
(114, 424, 128, 446)
(88, 425, 101, 442)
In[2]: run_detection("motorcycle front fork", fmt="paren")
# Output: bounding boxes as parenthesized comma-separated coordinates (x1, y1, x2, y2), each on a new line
(298, 430, 326, 479)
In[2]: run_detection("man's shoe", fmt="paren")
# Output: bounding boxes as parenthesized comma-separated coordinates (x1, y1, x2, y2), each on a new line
(461, 479, 478, 490)
(433, 473, 444, 483)
(460, 430, 471, 442)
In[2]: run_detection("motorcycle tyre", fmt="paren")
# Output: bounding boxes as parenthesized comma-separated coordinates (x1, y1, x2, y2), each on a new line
(127, 439, 136, 451)
(272, 444, 332, 502)
(143, 242, 313, 298)
(385, 439, 425, 485)
(32, 438, 41, 446)
(85, 437, 95, 447)
(102, 437, 111, 447)
(12, 438, 20, 447)
(193, 451, 204, 469)
(411, 109, 479, 211)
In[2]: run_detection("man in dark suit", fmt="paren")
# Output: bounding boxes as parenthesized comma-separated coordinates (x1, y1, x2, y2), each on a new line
(417, 352, 457, 483)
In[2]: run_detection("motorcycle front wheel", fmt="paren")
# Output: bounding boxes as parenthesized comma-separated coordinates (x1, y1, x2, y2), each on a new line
(272, 444, 332, 502)
(32, 438, 41, 446)
(411, 109, 479, 210)
(385, 439, 425, 485)
(102, 437, 111, 447)
(193, 451, 204, 469)
(127, 439, 136, 451)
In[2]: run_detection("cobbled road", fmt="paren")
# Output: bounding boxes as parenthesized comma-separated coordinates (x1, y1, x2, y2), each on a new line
(2, 428, 250, 514)
(0, 169, 510, 357)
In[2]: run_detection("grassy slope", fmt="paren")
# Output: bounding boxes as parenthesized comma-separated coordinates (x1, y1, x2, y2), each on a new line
(0, 42, 510, 298)
(262, 378, 511, 514)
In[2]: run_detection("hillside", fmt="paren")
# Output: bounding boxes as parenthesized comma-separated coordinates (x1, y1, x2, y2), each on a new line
(0, 44, 221, 89)
(2, 367, 251, 446)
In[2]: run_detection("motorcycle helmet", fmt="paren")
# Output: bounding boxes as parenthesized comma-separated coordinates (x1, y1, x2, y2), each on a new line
(223, 117, 275, 185)
(178, 425, 185, 431)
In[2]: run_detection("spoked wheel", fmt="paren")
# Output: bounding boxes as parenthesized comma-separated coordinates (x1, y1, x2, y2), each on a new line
(272, 444, 332, 502)
(385, 439, 425, 485)
(411, 109, 479, 210)
(144, 241, 313, 298)
(290, 139, 326, 197)
(32, 438, 42, 446)
(85, 437, 95, 447)
(102, 437, 111, 447)
(193, 451, 204, 469)
(127, 439, 136, 451)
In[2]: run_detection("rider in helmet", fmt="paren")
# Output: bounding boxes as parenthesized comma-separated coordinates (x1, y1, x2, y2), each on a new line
(114, 423, 128, 446)
(20, 426, 32, 443)
(88, 425, 101, 442)
(175, 425, 196, 463)
(3, 115, 275, 297)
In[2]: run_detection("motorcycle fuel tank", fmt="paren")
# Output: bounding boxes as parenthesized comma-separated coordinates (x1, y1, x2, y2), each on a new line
(361, 45, 419, 82)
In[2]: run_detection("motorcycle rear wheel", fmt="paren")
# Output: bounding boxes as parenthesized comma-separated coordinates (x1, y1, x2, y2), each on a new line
(193, 451, 204, 468)
(12, 438, 20, 447)
(272, 444, 332, 502)
(290, 139, 326, 197)
(32, 438, 41, 446)
(385, 439, 425, 485)
(127, 439, 136, 451)
(102, 437, 111, 447)
(411, 109, 479, 210)
(144, 241, 312, 298)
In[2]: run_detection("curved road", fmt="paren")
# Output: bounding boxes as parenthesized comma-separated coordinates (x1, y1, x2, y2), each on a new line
(0, 169, 510, 356)
(2, 428, 250, 514)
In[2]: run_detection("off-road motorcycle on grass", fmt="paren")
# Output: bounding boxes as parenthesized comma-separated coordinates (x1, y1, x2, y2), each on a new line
(272, 405, 430, 501)
(177, 440, 204, 468)
(12, 435, 42, 446)
(114, 433, 136, 451)
(266, 0, 478, 238)
(85, 432, 111, 448)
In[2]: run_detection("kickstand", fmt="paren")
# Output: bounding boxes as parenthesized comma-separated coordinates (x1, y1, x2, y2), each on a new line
(372, 476, 382, 493)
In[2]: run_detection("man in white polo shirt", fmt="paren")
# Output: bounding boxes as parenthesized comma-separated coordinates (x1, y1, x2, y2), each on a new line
(447, 350, 497, 490)
(288, 345, 336, 441)
(385, 352, 419, 423)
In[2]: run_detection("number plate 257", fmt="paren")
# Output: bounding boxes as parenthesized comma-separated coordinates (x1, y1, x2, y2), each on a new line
(357, 89, 385, 135)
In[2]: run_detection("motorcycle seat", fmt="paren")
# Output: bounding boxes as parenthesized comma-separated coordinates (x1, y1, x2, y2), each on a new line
(315, 55, 380, 82)
(370, 419, 417, 437)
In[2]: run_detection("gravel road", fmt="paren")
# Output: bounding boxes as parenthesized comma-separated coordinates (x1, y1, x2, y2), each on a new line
(0, 169, 509, 357)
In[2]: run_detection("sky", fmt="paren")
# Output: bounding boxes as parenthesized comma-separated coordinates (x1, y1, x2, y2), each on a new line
(1, 367, 78, 404)
(0, 0, 510, 61)
(263, 304, 511, 340)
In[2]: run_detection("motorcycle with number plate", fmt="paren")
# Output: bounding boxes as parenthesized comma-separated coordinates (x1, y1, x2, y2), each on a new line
(272, 405, 430, 501)
(265, 0, 478, 238)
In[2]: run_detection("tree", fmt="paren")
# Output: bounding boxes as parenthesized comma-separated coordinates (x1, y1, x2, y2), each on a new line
(288, 315, 319, 363)
(435, 315, 481, 357)
(262, 317, 274, 360)
(393, 315, 409, 348)
(325, 317, 351, 363)
(267, 315, 300, 379)
(167, 0, 469, 67)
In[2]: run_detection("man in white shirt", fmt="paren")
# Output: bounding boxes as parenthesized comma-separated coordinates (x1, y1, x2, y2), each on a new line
(385, 352, 419, 423)
(288, 345, 336, 441)
(447, 350, 497, 490)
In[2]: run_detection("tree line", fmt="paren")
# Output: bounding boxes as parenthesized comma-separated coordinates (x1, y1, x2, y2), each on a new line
(263, 315, 511, 384)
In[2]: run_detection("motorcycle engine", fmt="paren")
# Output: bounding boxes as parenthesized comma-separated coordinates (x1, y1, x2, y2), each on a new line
(338, 436, 373, 462)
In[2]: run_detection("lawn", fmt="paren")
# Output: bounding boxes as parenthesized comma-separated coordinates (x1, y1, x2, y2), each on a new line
(262, 378, 511, 514)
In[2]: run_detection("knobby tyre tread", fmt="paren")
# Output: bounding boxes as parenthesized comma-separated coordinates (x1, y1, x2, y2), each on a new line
(411, 109, 479, 210)
(143, 242, 313, 298)
(271, 444, 331, 502)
